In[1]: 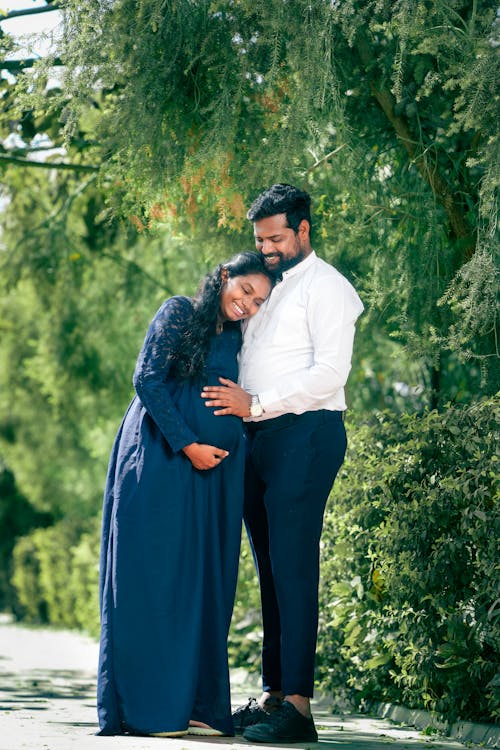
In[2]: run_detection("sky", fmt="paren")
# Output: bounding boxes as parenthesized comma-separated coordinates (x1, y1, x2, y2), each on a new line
(1, 0, 61, 60)
(0, 1, 64, 155)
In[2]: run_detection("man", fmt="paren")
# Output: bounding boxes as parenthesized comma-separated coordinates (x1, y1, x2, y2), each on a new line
(202, 184, 364, 742)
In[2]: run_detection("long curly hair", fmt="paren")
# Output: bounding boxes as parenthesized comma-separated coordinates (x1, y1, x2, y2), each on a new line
(172, 251, 274, 379)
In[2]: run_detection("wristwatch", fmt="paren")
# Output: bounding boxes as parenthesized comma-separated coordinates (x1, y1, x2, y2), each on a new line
(249, 394, 263, 418)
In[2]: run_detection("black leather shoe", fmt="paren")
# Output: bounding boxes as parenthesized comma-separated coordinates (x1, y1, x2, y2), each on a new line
(242, 700, 318, 743)
(232, 696, 282, 733)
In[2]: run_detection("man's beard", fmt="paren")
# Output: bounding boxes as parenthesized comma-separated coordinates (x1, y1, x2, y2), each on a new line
(263, 247, 307, 277)
(275, 249, 307, 274)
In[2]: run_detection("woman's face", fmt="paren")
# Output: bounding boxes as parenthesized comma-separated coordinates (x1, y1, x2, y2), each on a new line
(219, 272, 272, 322)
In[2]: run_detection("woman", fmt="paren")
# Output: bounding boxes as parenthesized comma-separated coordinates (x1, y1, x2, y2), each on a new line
(97, 252, 274, 737)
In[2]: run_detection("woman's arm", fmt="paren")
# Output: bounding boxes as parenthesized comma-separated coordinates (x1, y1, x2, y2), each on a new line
(132, 296, 199, 453)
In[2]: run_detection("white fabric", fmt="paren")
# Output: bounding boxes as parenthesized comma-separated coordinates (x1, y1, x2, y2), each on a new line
(239, 251, 364, 421)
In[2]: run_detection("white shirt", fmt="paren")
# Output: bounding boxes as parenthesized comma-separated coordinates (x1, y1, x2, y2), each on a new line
(239, 251, 364, 421)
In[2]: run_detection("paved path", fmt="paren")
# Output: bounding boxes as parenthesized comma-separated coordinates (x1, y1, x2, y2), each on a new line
(0, 616, 468, 750)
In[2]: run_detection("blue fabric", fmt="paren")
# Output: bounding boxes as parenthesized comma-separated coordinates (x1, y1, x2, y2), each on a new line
(97, 296, 244, 736)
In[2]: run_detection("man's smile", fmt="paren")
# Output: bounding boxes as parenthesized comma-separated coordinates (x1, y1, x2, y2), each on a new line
(263, 253, 281, 264)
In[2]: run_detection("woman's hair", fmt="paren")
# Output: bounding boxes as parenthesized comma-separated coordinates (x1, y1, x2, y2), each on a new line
(172, 251, 274, 379)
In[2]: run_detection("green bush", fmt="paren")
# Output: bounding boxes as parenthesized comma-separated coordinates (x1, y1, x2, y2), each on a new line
(70, 518, 100, 636)
(12, 520, 80, 626)
(11, 532, 48, 622)
(317, 397, 499, 723)
(0, 460, 53, 613)
(11, 518, 100, 634)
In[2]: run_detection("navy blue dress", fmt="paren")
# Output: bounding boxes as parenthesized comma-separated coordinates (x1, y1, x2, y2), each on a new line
(97, 296, 244, 736)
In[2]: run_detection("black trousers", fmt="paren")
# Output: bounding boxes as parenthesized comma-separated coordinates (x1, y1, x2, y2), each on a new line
(244, 409, 347, 697)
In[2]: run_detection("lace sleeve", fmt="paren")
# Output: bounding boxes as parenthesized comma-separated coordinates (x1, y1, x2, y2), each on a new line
(132, 295, 199, 453)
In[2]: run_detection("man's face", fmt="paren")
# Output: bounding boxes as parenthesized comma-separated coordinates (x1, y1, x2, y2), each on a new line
(253, 213, 310, 274)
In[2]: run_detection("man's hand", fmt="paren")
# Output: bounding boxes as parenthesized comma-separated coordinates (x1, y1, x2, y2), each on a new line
(182, 442, 229, 470)
(201, 377, 252, 417)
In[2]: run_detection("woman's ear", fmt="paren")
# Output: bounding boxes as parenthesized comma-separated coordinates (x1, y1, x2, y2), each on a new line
(221, 267, 229, 283)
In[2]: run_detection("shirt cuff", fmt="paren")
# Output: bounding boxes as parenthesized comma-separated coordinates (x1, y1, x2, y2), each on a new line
(258, 387, 283, 413)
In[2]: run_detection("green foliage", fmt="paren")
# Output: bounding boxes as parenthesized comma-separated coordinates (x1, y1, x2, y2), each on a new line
(12, 520, 79, 625)
(41, 0, 499, 376)
(69, 518, 100, 637)
(11, 517, 100, 635)
(11, 533, 46, 622)
(0, 459, 52, 613)
(0, 160, 219, 519)
(317, 398, 499, 722)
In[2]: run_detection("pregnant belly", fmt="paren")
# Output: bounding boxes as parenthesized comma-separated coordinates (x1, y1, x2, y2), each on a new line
(195, 406, 242, 452)
(179, 382, 242, 452)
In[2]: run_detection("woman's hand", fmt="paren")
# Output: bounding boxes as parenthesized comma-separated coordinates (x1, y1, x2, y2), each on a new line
(182, 442, 229, 470)
(201, 377, 252, 417)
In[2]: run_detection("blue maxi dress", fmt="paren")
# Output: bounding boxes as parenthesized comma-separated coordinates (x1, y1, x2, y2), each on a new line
(97, 296, 245, 736)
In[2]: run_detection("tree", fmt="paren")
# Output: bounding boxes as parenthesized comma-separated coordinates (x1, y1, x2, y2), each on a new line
(38, 0, 497, 395)
(3, 1, 498, 402)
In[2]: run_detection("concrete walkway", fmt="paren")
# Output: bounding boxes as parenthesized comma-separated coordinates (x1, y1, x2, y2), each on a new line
(0, 616, 470, 750)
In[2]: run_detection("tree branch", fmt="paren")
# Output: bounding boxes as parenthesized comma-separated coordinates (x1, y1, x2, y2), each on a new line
(100, 251, 173, 293)
(305, 144, 347, 173)
(1, 4, 61, 20)
(1, 58, 63, 71)
(355, 32, 475, 260)
(0, 154, 99, 172)
(7, 175, 98, 259)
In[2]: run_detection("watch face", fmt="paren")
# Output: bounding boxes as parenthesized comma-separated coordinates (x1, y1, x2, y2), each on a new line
(250, 395, 263, 417)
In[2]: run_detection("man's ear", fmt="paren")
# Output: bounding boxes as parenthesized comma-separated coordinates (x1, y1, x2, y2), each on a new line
(298, 219, 310, 239)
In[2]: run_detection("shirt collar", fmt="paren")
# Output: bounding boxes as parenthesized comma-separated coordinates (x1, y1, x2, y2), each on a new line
(280, 250, 317, 281)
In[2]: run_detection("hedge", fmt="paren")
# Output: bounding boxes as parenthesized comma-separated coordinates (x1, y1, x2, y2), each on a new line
(317, 396, 499, 723)
(11, 517, 100, 636)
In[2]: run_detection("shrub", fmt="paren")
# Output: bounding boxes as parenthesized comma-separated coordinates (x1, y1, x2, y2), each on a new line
(317, 397, 499, 723)
(70, 518, 100, 636)
(0, 461, 52, 614)
(11, 518, 99, 634)
(11, 532, 48, 622)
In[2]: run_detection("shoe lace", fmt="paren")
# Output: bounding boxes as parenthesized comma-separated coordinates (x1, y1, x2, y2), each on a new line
(233, 697, 260, 717)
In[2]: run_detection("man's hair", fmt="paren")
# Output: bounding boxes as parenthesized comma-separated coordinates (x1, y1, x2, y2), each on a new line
(247, 184, 312, 234)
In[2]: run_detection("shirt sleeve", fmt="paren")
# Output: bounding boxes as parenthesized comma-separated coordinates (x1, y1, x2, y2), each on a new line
(257, 274, 364, 413)
(132, 296, 200, 453)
